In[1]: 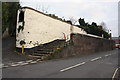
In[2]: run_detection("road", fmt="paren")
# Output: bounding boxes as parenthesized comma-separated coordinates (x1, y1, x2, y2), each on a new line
(2, 49, 119, 78)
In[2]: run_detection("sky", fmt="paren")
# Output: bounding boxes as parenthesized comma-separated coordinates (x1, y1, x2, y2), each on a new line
(20, 0, 119, 37)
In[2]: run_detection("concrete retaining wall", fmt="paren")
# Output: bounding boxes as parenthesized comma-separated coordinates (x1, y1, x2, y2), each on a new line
(16, 7, 87, 48)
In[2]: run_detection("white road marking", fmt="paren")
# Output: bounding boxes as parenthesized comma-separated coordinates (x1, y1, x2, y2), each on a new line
(36, 59, 41, 61)
(11, 64, 20, 67)
(105, 53, 113, 57)
(26, 60, 33, 63)
(1, 59, 40, 68)
(17, 61, 25, 64)
(112, 67, 119, 80)
(91, 57, 101, 61)
(1, 59, 42, 68)
(60, 62, 85, 72)
(20, 63, 29, 65)
(30, 61, 37, 64)
(105, 55, 109, 57)
(2, 51, 116, 68)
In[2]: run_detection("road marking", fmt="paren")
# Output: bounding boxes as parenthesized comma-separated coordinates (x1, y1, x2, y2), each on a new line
(30, 61, 37, 64)
(1, 52, 115, 68)
(36, 59, 41, 61)
(20, 63, 29, 65)
(11, 64, 20, 67)
(105, 53, 113, 57)
(105, 55, 109, 57)
(112, 67, 119, 80)
(1, 59, 42, 68)
(60, 62, 85, 72)
(17, 61, 25, 64)
(26, 60, 33, 63)
(91, 57, 101, 61)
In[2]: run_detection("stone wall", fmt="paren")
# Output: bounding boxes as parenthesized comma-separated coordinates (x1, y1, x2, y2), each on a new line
(54, 34, 115, 58)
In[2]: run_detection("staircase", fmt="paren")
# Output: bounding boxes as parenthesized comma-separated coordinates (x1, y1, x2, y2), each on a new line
(30, 39, 65, 59)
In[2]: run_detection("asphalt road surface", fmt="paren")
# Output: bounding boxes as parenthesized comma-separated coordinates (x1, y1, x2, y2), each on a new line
(2, 49, 119, 78)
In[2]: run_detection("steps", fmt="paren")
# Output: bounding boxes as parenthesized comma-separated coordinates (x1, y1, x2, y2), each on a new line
(33, 49, 54, 56)
(30, 39, 66, 59)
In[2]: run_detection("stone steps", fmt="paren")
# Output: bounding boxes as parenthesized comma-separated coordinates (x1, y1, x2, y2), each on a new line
(30, 39, 66, 59)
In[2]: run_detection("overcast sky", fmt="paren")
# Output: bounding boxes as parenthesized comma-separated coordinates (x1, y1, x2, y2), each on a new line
(20, 0, 119, 37)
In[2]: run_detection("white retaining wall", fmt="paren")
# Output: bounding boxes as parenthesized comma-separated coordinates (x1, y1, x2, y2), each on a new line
(16, 7, 100, 48)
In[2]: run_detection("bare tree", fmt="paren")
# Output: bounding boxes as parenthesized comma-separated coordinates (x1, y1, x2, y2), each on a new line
(41, 5, 49, 13)
(100, 21, 108, 32)
(69, 17, 77, 25)
(69, 17, 77, 34)
(36, 4, 50, 14)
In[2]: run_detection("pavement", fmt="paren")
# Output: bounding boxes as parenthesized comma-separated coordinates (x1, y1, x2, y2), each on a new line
(2, 49, 119, 78)
(2, 37, 34, 65)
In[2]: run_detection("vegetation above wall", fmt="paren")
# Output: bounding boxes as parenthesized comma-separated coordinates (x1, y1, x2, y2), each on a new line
(77, 18, 110, 39)
(47, 13, 110, 39)
(47, 14, 72, 25)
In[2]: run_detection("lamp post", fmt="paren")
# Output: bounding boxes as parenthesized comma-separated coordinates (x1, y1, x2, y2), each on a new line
(108, 29, 112, 40)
